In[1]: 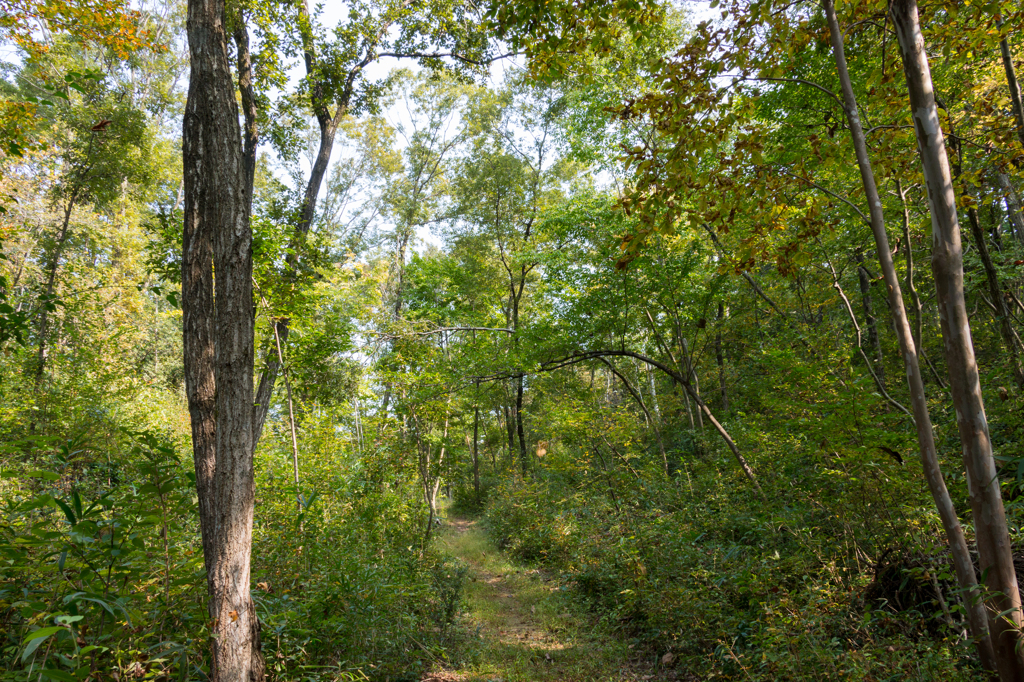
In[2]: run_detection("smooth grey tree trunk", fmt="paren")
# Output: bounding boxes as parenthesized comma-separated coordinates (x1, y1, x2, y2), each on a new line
(681, 338, 704, 432)
(824, 0, 996, 670)
(965, 208, 1024, 389)
(895, 181, 924, 352)
(516, 375, 528, 475)
(716, 302, 729, 414)
(890, 1, 1024, 677)
(473, 403, 481, 503)
(855, 248, 885, 387)
(183, 0, 262, 677)
(998, 174, 1024, 246)
(998, 20, 1024, 151)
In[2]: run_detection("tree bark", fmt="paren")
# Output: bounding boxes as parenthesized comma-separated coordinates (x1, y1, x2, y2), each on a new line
(681, 338, 704, 432)
(855, 247, 885, 387)
(420, 409, 450, 545)
(998, 174, 1024, 246)
(473, 403, 481, 504)
(504, 402, 515, 468)
(890, 1, 1023, 676)
(998, 19, 1024, 152)
(183, 0, 262, 677)
(250, 0, 346, 440)
(824, 0, 997, 670)
(33, 191, 79, 391)
(966, 207, 1024, 389)
(896, 180, 924, 353)
(716, 302, 729, 414)
(826, 260, 913, 419)
(273, 322, 302, 520)
(516, 374, 528, 475)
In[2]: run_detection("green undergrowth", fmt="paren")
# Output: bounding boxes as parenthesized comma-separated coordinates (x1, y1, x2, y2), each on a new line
(0, 428, 470, 682)
(482, 446, 987, 681)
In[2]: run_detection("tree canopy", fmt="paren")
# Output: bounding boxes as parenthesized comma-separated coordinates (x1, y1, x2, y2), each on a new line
(4, 0, 1024, 680)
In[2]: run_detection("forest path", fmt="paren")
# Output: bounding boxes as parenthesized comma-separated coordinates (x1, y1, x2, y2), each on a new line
(424, 516, 678, 682)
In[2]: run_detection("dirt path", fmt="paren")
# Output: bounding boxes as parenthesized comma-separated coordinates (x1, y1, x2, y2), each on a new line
(424, 516, 677, 682)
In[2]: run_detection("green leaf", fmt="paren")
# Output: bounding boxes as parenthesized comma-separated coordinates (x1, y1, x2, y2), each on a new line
(40, 670, 77, 682)
(22, 628, 62, 663)
(55, 499, 76, 526)
(23, 626, 63, 643)
(26, 470, 61, 481)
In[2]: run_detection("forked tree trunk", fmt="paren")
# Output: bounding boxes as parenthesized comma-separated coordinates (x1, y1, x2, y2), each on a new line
(890, 0, 1024, 677)
(183, 0, 262, 677)
(823, 0, 997, 671)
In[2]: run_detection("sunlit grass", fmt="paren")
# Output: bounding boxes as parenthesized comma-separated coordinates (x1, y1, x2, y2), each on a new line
(431, 517, 653, 682)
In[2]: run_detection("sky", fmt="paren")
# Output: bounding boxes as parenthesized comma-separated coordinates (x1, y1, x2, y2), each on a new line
(272, 0, 717, 255)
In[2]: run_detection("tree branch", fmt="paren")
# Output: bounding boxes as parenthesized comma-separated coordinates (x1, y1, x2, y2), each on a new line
(376, 51, 517, 67)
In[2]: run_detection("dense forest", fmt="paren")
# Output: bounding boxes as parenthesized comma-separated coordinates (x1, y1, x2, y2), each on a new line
(3, 0, 1024, 679)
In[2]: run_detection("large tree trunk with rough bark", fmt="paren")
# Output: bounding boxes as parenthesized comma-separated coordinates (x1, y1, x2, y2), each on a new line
(890, 1, 1024, 677)
(824, 0, 997, 672)
(183, 0, 262, 678)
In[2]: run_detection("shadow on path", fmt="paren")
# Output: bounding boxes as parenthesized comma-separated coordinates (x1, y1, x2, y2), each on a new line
(424, 516, 681, 682)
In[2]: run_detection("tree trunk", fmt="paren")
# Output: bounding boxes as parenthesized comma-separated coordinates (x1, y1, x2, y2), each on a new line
(998, 174, 1024, 246)
(966, 207, 1024, 389)
(646, 363, 663, 421)
(183, 0, 262, 677)
(421, 410, 450, 545)
(473, 402, 480, 504)
(681, 382, 695, 430)
(855, 247, 885, 387)
(504, 401, 515, 468)
(824, 0, 997, 670)
(998, 19, 1024, 151)
(681, 338, 704, 432)
(890, 1, 1023, 676)
(896, 180, 924, 353)
(516, 374, 528, 475)
(273, 322, 302, 521)
(33, 190, 79, 391)
(716, 302, 729, 414)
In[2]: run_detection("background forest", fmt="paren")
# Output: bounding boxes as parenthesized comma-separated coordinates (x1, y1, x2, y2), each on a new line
(2, 0, 1024, 680)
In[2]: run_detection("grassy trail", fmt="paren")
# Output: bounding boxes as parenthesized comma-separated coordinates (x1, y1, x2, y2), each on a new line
(425, 517, 678, 682)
